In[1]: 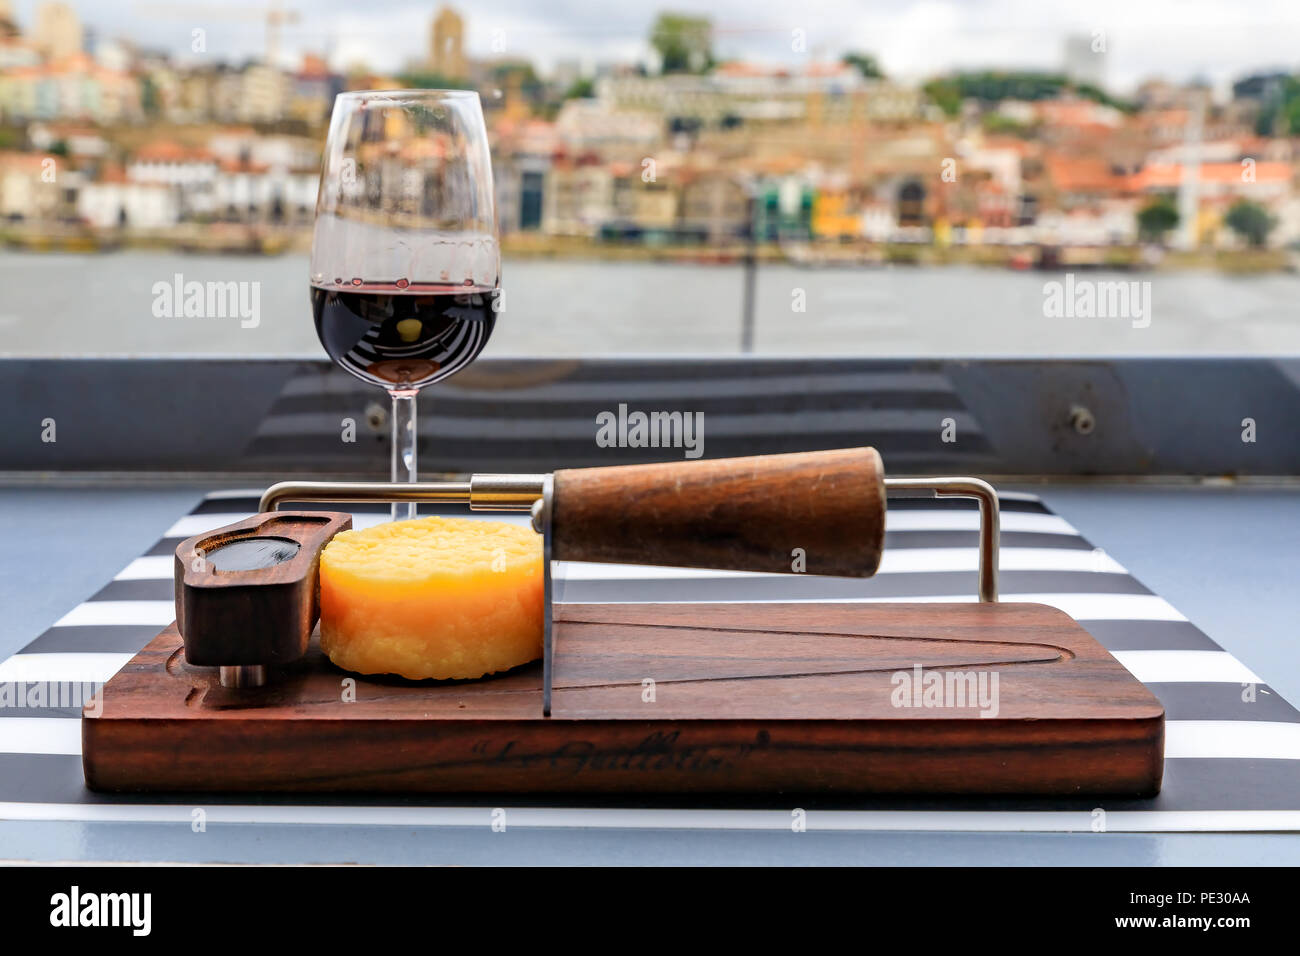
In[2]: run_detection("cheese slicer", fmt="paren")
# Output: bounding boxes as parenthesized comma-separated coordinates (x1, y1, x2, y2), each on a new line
(176, 447, 997, 714)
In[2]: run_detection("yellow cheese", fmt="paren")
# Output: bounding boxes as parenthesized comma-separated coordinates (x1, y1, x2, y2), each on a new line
(319, 516, 543, 680)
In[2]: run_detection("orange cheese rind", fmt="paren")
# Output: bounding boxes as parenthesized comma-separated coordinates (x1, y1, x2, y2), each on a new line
(319, 516, 544, 680)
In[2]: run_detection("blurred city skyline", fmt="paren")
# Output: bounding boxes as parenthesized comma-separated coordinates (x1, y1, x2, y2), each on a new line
(3, 0, 1300, 270)
(5, 0, 1300, 96)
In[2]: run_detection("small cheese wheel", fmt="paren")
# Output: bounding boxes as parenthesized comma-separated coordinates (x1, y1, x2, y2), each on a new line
(319, 516, 543, 680)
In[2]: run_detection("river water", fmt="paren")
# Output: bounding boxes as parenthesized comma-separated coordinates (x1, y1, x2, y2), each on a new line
(1, 250, 1297, 357)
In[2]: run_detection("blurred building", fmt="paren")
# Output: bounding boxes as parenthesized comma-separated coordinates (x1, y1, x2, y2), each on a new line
(31, 1, 81, 62)
(291, 54, 340, 126)
(553, 98, 661, 156)
(542, 155, 612, 236)
(206, 129, 319, 222)
(1232, 72, 1289, 105)
(0, 33, 39, 72)
(210, 66, 249, 123)
(493, 117, 558, 233)
(27, 122, 108, 157)
(429, 6, 467, 80)
(598, 62, 928, 128)
(0, 53, 141, 122)
(1063, 33, 1105, 90)
(126, 139, 218, 218)
(78, 163, 178, 229)
(0, 150, 67, 221)
(753, 168, 814, 240)
(0, 0, 20, 39)
(1134, 79, 1208, 112)
(678, 165, 749, 242)
(238, 62, 291, 123)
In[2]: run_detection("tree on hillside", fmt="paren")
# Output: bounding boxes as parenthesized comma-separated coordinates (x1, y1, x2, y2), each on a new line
(397, 71, 472, 91)
(1224, 200, 1276, 248)
(563, 78, 595, 100)
(841, 52, 882, 78)
(1252, 75, 1300, 136)
(651, 13, 713, 74)
(922, 70, 1135, 117)
(923, 78, 962, 117)
(1136, 197, 1179, 244)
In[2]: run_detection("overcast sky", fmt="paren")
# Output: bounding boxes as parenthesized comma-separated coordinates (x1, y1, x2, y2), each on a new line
(13, 0, 1300, 96)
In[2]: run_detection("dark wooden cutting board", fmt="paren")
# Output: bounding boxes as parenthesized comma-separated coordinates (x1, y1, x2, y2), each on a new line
(82, 602, 1164, 795)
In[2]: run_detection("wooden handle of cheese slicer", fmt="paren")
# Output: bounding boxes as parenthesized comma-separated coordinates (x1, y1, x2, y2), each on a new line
(551, 447, 886, 576)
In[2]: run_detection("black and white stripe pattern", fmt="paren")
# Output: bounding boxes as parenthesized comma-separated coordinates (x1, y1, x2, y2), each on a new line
(242, 361, 998, 472)
(2, 490, 1298, 832)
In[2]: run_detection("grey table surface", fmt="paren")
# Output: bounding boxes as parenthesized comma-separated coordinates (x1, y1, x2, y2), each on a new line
(0, 480, 1297, 866)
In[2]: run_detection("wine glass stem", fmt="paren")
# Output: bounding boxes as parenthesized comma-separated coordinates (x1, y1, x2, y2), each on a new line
(389, 388, 419, 521)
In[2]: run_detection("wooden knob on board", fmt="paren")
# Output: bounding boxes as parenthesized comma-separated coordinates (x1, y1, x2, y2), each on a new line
(175, 511, 352, 671)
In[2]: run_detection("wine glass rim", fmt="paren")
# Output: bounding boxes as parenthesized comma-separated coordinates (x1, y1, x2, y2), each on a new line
(336, 89, 481, 101)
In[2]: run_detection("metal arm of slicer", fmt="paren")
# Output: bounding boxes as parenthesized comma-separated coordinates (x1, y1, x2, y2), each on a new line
(881, 477, 1000, 604)
(259, 475, 548, 514)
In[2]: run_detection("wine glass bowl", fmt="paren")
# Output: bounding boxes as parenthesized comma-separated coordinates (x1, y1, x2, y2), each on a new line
(310, 90, 500, 519)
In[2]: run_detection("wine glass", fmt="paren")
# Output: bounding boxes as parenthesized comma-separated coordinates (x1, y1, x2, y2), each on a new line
(310, 90, 500, 520)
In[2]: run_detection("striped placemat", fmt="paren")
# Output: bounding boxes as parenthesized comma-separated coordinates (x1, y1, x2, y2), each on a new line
(240, 360, 999, 472)
(1, 491, 1298, 833)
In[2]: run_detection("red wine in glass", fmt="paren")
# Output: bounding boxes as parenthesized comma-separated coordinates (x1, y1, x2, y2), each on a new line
(311, 281, 498, 389)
